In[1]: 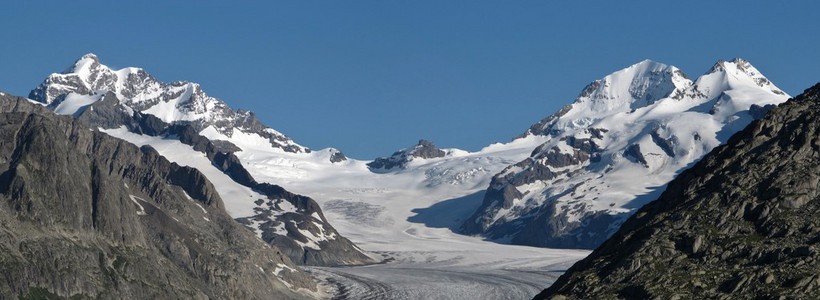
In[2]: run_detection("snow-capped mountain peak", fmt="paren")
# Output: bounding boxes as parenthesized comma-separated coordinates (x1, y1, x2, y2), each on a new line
(464, 58, 791, 249)
(691, 58, 786, 100)
(526, 60, 692, 137)
(67, 53, 100, 73)
(579, 60, 690, 106)
(30, 54, 308, 153)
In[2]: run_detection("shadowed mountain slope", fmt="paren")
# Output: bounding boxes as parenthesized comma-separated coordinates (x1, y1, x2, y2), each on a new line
(0, 93, 317, 299)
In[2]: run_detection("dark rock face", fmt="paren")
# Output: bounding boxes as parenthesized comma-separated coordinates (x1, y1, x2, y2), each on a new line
(0, 94, 314, 299)
(368, 139, 446, 171)
(537, 83, 820, 299)
(412, 139, 446, 159)
(329, 149, 347, 163)
(166, 124, 242, 155)
(623, 144, 648, 167)
(749, 103, 777, 119)
(512, 207, 622, 249)
(649, 129, 676, 158)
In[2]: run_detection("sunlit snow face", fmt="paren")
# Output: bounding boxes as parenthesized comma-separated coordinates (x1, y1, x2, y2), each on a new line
(467, 58, 789, 248)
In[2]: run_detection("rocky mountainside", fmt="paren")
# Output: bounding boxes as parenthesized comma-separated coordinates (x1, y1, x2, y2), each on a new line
(462, 58, 789, 249)
(0, 92, 317, 299)
(28, 55, 377, 267)
(536, 83, 820, 299)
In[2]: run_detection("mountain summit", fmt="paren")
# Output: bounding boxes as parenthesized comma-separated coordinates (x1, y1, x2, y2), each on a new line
(462, 58, 790, 249)
(524, 60, 691, 137)
(29, 53, 306, 153)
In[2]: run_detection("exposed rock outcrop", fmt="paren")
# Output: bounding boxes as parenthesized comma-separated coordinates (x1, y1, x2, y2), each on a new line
(368, 139, 446, 171)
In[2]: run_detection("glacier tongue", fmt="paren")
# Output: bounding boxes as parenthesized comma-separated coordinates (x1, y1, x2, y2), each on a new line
(462, 58, 790, 249)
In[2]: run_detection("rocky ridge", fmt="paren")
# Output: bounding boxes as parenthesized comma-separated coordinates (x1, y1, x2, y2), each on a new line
(30, 53, 309, 154)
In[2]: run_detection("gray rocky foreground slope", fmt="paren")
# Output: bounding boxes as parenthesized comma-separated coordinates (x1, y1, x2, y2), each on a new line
(536, 83, 820, 299)
(0, 93, 316, 299)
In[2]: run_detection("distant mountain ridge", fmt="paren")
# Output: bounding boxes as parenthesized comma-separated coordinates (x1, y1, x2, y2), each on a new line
(462, 58, 789, 249)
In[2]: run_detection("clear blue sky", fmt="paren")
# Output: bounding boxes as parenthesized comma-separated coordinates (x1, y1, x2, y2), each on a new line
(2, 1, 819, 159)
